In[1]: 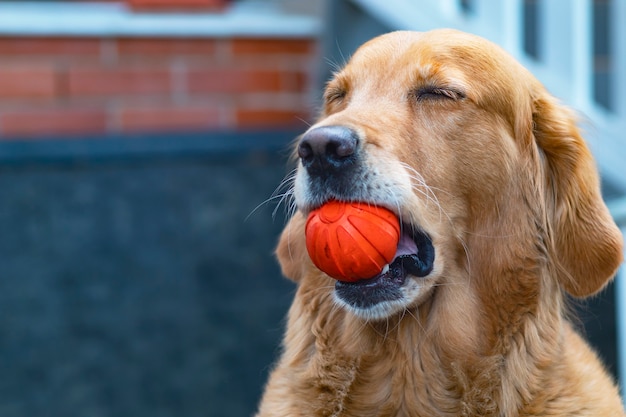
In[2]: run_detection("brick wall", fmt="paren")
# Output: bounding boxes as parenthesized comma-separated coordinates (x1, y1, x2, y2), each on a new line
(0, 29, 317, 138)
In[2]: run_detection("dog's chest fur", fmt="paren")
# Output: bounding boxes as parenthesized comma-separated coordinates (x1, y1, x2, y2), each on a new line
(282, 284, 506, 417)
(259, 275, 623, 417)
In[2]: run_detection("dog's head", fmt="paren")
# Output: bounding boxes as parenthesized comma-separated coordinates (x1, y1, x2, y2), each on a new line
(277, 29, 623, 321)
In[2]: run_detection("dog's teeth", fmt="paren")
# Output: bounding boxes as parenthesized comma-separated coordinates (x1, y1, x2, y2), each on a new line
(382, 264, 390, 274)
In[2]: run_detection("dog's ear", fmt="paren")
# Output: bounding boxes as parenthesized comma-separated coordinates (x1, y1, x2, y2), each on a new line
(532, 93, 623, 297)
(276, 211, 309, 282)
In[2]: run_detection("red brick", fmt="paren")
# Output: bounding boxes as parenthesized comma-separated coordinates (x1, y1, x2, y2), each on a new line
(235, 109, 310, 128)
(68, 66, 171, 97)
(0, 38, 101, 56)
(116, 38, 217, 57)
(231, 39, 315, 55)
(0, 65, 58, 99)
(283, 71, 309, 92)
(120, 105, 221, 132)
(1, 108, 107, 137)
(187, 69, 284, 93)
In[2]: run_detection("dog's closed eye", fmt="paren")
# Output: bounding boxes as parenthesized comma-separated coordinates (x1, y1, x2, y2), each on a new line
(324, 87, 346, 105)
(414, 86, 465, 101)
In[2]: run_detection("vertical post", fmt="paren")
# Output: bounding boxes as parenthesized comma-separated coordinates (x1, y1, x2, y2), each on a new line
(470, 0, 505, 42)
(570, 0, 594, 108)
(612, 0, 626, 398)
(438, 0, 461, 18)
(541, 0, 573, 76)
(540, 0, 590, 102)
(617, 230, 626, 398)
(612, 0, 626, 120)
(502, 0, 523, 57)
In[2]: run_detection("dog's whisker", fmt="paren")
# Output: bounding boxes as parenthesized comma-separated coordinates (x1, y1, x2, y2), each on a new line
(273, 189, 296, 220)
(398, 165, 474, 282)
(404, 307, 426, 335)
(246, 192, 291, 222)
(324, 55, 345, 73)
(295, 117, 312, 128)
(400, 163, 447, 222)
(269, 171, 299, 220)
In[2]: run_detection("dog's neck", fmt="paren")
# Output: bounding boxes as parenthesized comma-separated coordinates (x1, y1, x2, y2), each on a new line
(281, 268, 566, 417)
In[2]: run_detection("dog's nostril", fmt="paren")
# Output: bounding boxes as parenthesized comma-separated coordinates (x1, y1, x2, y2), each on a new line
(298, 126, 359, 169)
(297, 140, 314, 161)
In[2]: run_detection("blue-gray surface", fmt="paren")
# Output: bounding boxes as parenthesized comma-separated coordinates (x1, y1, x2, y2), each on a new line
(0, 149, 294, 417)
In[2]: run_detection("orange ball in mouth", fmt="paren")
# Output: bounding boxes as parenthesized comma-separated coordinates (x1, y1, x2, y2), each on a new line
(304, 201, 401, 282)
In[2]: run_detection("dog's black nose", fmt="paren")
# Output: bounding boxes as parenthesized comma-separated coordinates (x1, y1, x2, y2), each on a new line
(298, 126, 359, 173)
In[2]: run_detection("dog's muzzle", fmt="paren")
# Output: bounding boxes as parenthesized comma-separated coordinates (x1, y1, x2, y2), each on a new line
(296, 125, 436, 311)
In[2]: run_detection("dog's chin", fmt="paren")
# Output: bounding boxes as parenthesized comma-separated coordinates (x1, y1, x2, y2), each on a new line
(331, 228, 437, 322)
(333, 279, 436, 321)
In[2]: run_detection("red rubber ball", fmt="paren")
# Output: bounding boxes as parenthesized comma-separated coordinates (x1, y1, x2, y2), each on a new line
(305, 201, 401, 282)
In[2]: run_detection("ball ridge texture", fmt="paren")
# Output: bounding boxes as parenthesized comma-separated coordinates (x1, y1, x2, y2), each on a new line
(305, 201, 401, 282)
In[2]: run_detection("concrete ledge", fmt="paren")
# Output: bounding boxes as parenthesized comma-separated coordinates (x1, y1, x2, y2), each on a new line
(0, 1, 321, 38)
(0, 130, 298, 164)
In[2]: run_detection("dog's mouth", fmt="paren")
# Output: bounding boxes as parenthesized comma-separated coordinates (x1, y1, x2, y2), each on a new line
(334, 226, 435, 310)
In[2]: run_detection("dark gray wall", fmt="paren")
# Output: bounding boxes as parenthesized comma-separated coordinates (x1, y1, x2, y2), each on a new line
(0, 135, 296, 417)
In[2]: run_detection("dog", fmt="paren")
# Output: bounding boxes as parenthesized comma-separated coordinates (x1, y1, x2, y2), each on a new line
(256, 29, 625, 416)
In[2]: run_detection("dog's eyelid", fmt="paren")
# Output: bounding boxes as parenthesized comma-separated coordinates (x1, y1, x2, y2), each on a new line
(327, 90, 346, 100)
(414, 86, 466, 101)
(324, 86, 347, 104)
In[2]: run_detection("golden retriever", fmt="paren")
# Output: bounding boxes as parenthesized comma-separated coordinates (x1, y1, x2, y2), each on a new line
(256, 29, 625, 416)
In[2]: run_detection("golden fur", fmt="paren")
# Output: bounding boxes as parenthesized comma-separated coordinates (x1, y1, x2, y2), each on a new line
(256, 29, 625, 416)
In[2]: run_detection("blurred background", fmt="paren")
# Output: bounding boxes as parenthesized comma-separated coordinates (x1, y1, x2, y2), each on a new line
(0, 1, 624, 416)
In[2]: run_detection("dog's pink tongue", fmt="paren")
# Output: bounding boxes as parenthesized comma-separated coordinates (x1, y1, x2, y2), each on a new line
(393, 232, 418, 260)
